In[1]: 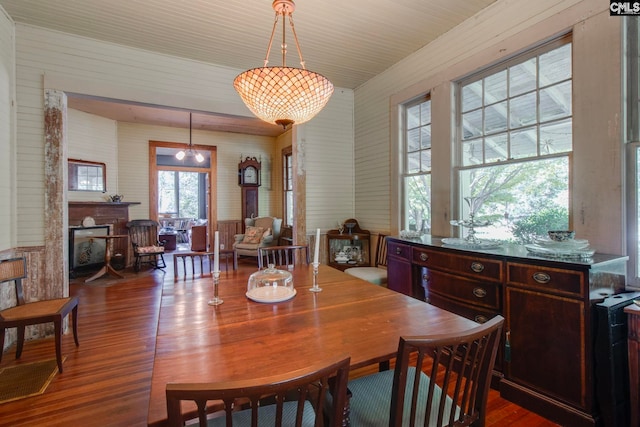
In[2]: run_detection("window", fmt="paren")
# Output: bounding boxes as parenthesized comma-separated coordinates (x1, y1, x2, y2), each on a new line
(455, 36, 572, 243)
(68, 159, 106, 192)
(158, 171, 205, 218)
(283, 147, 293, 227)
(402, 97, 432, 232)
(626, 17, 640, 286)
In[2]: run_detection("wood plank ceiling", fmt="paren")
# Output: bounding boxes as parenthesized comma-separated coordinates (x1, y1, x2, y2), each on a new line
(0, 0, 498, 135)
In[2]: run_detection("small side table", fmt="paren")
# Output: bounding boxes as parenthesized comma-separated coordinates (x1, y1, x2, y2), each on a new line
(159, 233, 177, 251)
(85, 235, 129, 283)
(626, 303, 640, 427)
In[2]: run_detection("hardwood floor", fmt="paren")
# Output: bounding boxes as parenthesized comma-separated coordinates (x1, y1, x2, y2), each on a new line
(0, 254, 559, 426)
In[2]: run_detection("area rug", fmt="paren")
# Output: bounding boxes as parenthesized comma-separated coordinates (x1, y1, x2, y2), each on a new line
(0, 358, 61, 404)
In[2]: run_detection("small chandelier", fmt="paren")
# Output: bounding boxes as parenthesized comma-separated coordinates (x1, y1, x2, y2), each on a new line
(176, 112, 204, 163)
(233, 0, 334, 129)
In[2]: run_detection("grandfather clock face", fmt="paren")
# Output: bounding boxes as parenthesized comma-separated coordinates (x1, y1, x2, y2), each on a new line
(238, 157, 261, 220)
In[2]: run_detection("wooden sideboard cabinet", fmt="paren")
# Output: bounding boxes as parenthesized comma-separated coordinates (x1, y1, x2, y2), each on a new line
(626, 303, 640, 427)
(386, 236, 628, 427)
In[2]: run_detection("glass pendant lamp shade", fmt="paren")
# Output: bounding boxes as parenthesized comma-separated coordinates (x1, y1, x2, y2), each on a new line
(234, 66, 333, 128)
(234, 0, 333, 128)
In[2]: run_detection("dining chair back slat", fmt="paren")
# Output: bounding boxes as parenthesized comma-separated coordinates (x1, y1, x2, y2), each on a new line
(347, 315, 504, 427)
(166, 355, 351, 427)
(258, 245, 310, 269)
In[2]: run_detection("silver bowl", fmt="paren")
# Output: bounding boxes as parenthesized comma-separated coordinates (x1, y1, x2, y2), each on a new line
(547, 230, 575, 242)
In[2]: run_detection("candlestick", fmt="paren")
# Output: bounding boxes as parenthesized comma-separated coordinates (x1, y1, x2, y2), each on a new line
(213, 231, 219, 272)
(313, 228, 320, 265)
(208, 271, 223, 305)
(309, 262, 322, 292)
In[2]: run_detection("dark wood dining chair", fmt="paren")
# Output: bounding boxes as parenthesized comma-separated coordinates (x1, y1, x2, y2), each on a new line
(166, 355, 351, 427)
(344, 234, 388, 286)
(258, 245, 310, 269)
(126, 219, 167, 272)
(347, 316, 504, 427)
(0, 257, 79, 373)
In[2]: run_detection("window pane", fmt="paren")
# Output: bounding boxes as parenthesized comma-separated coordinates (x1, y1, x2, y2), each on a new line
(421, 125, 431, 149)
(421, 102, 431, 125)
(407, 151, 421, 174)
(510, 92, 537, 129)
(462, 139, 483, 166)
(459, 157, 569, 243)
(540, 81, 572, 122)
(178, 172, 199, 218)
(404, 174, 431, 232)
(485, 70, 507, 103)
(539, 43, 572, 86)
(485, 134, 508, 163)
(484, 101, 508, 134)
(407, 104, 421, 129)
(510, 127, 538, 159)
(421, 150, 432, 171)
(509, 57, 537, 97)
(407, 128, 420, 152)
(462, 110, 483, 140)
(461, 81, 482, 112)
(158, 171, 177, 214)
(539, 118, 572, 154)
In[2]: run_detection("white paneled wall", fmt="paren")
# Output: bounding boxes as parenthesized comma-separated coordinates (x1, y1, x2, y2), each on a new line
(117, 122, 275, 221)
(304, 88, 355, 233)
(0, 9, 14, 252)
(353, 0, 624, 254)
(67, 109, 118, 202)
(12, 22, 354, 247)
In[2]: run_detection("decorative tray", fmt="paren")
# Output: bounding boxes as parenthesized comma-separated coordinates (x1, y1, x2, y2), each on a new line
(524, 244, 595, 259)
(246, 287, 296, 303)
(441, 238, 501, 250)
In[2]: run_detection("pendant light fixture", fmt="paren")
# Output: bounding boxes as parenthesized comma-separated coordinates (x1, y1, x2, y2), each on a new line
(233, 0, 334, 129)
(176, 112, 204, 163)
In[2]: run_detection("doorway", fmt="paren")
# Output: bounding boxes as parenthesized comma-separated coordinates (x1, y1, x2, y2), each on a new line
(149, 141, 217, 252)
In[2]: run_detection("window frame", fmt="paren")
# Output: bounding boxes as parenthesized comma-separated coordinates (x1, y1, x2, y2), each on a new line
(453, 34, 573, 241)
(401, 95, 432, 232)
(282, 146, 293, 227)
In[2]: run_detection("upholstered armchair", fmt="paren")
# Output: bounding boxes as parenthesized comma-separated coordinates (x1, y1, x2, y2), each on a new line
(233, 217, 283, 265)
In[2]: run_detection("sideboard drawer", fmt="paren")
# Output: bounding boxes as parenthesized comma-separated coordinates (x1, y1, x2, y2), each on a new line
(388, 240, 412, 261)
(507, 262, 584, 296)
(413, 247, 503, 282)
(425, 269, 500, 310)
(428, 292, 500, 324)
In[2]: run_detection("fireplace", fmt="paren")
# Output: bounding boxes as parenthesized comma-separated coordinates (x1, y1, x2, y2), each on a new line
(69, 226, 110, 278)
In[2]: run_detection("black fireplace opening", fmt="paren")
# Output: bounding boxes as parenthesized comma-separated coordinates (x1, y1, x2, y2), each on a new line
(69, 225, 110, 278)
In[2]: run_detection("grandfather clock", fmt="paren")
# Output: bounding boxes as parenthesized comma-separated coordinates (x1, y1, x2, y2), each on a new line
(238, 156, 261, 221)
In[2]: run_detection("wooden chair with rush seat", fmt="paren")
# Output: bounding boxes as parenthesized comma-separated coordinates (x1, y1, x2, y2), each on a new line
(0, 257, 79, 373)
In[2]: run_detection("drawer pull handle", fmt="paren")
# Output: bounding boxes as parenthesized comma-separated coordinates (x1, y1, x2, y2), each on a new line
(396, 247, 403, 255)
(470, 262, 484, 273)
(420, 253, 429, 261)
(533, 272, 551, 284)
(473, 287, 487, 298)
(474, 315, 488, 324)
(422, 274, 429, 282)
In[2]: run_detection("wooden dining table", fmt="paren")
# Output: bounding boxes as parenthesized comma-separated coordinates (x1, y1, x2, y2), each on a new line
(147, 264, 478, 427)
